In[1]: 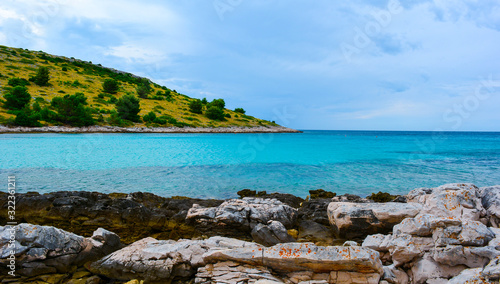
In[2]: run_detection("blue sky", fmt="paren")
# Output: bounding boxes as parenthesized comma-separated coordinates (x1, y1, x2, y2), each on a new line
(1, 0, 499, 130)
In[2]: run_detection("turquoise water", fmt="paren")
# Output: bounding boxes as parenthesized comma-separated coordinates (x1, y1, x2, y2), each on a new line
(1, 131, 499, 198)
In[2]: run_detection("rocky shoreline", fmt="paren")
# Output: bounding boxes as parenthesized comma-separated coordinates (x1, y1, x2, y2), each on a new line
(0, 125, 301, 134)
(1, 183, 499, 283)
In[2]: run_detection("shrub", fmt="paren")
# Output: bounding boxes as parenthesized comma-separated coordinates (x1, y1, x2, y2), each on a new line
(208, 98, 225, 109)
(106, 110, 131, 127)
(143, 111, 157, 123)
(13, 107, 42, 127)
(50, 93, 95, 126)
(31, 66, 50, 86)
(108, 96, 118, 104)
(71, 80, 82, 87)
(234, 108, 245, 114)
(225, 113, 231, 118)
(3, 86, 31, 110)
(135, 78, 152, 99)
(205, 106, 225, 121)
(8, 77, 30, 87)
(136, 84, 151, 99)
(62, 66, 68, 71)
(366, 191, 396, 203)
(309, 189, 336, 199)
(188, 99, 203, 114)
(32, 102, 42, 112)
(102, 79, 119, 94)
(39, 107, 58, 122)
(116, 94, 141, 122)
(237, 189, 267, 198)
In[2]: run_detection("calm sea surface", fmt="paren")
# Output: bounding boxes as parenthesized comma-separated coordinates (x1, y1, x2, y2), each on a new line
(1, 130, 499, 198)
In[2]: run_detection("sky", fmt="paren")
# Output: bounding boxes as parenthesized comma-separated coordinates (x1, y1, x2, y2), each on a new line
(0, 0, 499, 131)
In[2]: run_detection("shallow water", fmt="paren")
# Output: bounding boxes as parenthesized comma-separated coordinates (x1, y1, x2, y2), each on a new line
(1, 130, 499, 198)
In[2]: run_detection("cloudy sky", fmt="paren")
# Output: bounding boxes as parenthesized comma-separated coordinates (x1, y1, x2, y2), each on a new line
(1, 0, 499, 130)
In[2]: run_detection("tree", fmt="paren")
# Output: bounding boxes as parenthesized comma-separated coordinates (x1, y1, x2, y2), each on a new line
(208, 98, 225, 109)
(188, 99, 203, 114)
(32, 66, 50, 86)
(234, 108, 245, 114)
(136, 84, 150, 98)
(13, 106, 41, 127)
(50, 93, 95, 126)
(206, 106, 225, 121)
(201, 98, 208, 104)
(102, 79, 119, 94)
(143, 111, 157, 123)
(136, 78, 152, 98)
(107, 110, 130, 127)
(8, 77, 30, 87)
(3, 86, 31, 110)
(116, 94, 141, 122)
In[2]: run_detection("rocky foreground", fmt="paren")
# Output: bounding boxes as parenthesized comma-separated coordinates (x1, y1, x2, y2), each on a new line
(0, 125, 301, 133)
(1, 183, 500, 283)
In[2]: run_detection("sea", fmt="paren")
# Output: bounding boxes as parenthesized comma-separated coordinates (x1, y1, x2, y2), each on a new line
(1, 130, 499, 199)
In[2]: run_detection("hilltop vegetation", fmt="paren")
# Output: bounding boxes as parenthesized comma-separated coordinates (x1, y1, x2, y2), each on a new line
(0, 45, 278, 128)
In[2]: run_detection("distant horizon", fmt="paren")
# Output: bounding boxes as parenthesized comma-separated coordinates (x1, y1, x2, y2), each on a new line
(297, 129, 500, 133)
(0, 1, 499, 131)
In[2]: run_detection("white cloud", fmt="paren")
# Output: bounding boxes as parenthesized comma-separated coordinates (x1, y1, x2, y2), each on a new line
(104, 43, 164, 63)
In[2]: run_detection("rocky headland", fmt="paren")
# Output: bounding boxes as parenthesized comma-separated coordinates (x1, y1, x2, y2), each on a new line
(0, 125, 301, 134)
(1, 183, 500, 283)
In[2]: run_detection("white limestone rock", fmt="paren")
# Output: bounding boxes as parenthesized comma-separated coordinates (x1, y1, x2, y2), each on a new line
(327, 202, 422, 239)
(187, 198, 297, 229)
(480, 185, 500, 227)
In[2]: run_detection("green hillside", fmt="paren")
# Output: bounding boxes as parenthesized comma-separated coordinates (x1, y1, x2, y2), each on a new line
(0, 45, 278, 128)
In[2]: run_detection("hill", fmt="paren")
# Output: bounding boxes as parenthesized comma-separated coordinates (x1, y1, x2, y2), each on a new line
(0, 45, 284, 131)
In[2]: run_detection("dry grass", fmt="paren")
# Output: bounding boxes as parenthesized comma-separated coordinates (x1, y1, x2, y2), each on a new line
(0, 45, 277, 128)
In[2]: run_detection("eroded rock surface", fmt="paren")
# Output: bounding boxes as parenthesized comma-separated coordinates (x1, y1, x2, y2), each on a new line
(88, 236, 260, 282)
(327, 202, 422, 240)
(186, 197, 298, 239)
(0, 223, 121, 277)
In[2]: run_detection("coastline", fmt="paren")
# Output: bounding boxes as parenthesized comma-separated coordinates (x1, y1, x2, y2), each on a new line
(1, 183, 500, 283)
(0, 125, 302, 134)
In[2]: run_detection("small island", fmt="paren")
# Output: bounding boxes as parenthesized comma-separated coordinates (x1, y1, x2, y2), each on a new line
(0, 45, 298, 133)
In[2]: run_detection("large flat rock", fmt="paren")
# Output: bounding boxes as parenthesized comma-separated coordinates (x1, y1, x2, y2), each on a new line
(203, 242, 383, 274)
(88, 236, 261, 282)
(327, 202, 422, 239)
